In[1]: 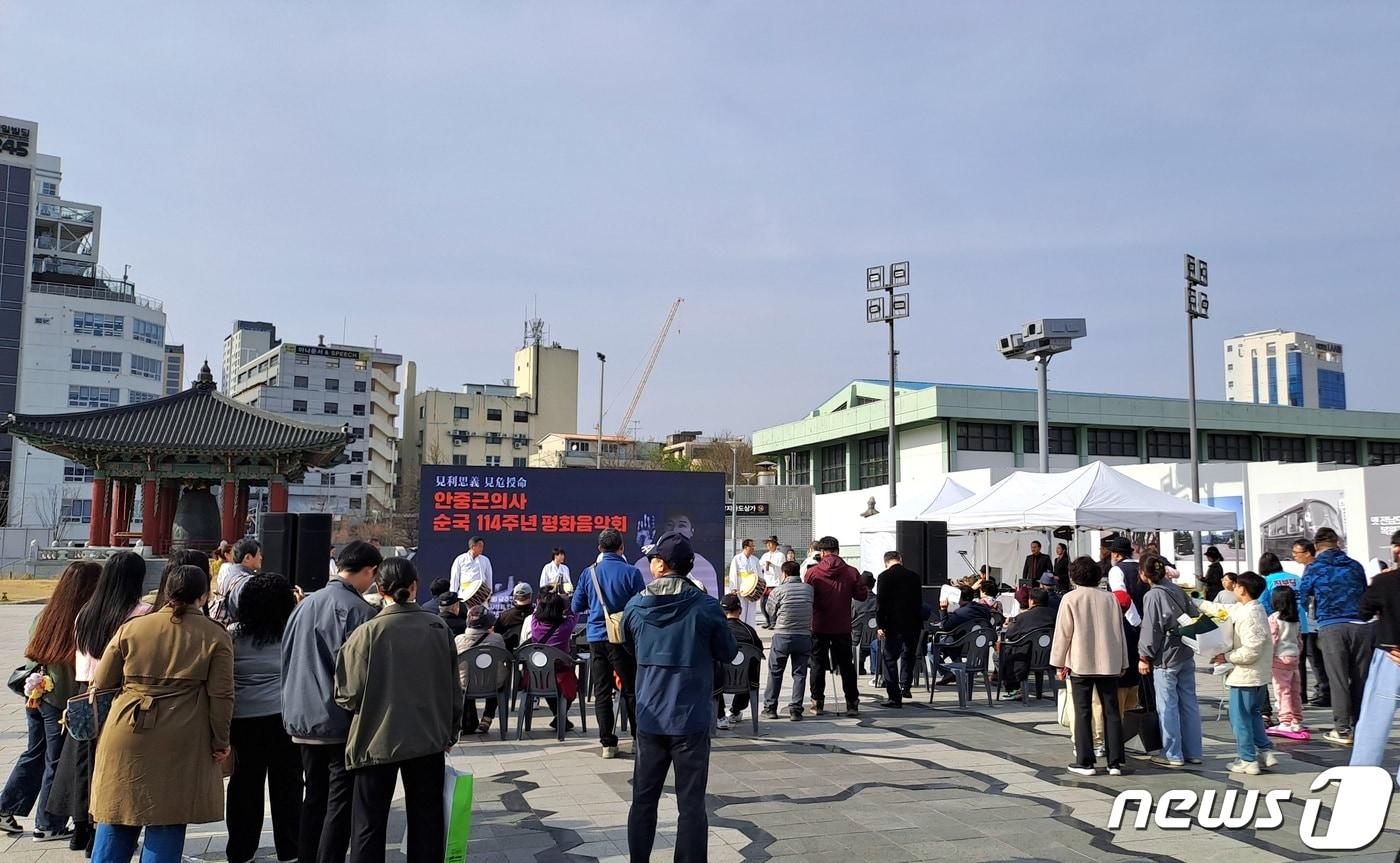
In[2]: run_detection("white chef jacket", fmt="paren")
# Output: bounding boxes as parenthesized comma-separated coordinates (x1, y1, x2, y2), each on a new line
(540, 561, 572, 591)
(450, 551, 494, 595)
(759, 551, 785, 587)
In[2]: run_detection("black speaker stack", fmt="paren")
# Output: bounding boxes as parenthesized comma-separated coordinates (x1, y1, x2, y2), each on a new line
(257, 512, 334, 592)
(893, 519, 949, 587)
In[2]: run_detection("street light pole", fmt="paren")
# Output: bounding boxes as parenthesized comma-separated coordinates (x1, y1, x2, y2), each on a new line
(595, 353, 606, 469)
(866, 262, 910, 508)
(1035, 355, 1050, 474)
(998, 320, 1086, 475)
(1184, 254, 1210, 579)
(731, 441, 739, 561)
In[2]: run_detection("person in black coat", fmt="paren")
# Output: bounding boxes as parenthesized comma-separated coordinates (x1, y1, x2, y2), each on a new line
(1053, 543, 1070, 583)
(716, 594, 762, 726)
(436, 592, 468, 636)
(1022, 542, 1053, 585)
(929, 588, 994, 684)
(997, 588, 1057, 697)
(875, 552, 924, 707)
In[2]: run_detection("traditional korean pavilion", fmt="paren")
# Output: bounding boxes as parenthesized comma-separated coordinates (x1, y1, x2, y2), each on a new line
(0, 362, 349, 552)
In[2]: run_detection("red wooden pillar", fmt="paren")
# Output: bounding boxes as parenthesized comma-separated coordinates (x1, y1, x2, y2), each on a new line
(236, 483, 249, 538)
(269, 475, 288, 514)
(140, 476, 157, 548)
(108, 480, 127, 546)
(89, 474, 108, 546)
(221, 477, 239, 544)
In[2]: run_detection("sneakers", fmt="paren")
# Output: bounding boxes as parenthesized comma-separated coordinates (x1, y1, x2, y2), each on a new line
(1067, 765, 1097, 776)
(1186, 757, 1204, 765)
(1108, 765, 1133, 776)
(1000, 690, 1022, 700)
(601, 746, 618, 760)
(1322, 729, 1354, 746)
(475, 719, 492, 735)
(1093, 745, 1106, 759)
(34, 827, 74, 843)
(900, 688, 913, 700)
(789, 710, 802, 722)
(1150, 755, 1185, 768)
(845, 705, 860, 718)
(716, 716, 731, 730)
(1265, 722, 1310, 740)
(1226, 758, 1260, 775)
(759, 708, 779, 720)
(0, 813, 22, 836)
(878, 699, 903, 709)
(1259, 750, 1279, 769)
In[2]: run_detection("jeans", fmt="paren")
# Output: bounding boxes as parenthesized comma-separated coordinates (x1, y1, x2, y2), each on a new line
(881, 629, 922, 701)
(299, 742, 354, 863)
(1350, 648, 1400, 786)
(348, 753, 444, 863)
(590, 642, 637, 748)
(809, 634, 859, 709)
(1318, 622, 1376, 732)
(1152, 660, 1202, 763)
(1071, 676, 1124, 767)
(628, 732, 710, 863)
(763, 633, 811, 713)
(226, 714, 303, 863)
(0, 702, 65, 831)
(1228, 685, 1274, 762)
(92, 824, 186, 863)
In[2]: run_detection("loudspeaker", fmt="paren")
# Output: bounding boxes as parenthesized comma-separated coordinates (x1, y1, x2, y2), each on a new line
(925, 521, 949, 586)
(294, 513, 333, 593)
(258, 513, 297, 584)
(895, 520, 927, 581)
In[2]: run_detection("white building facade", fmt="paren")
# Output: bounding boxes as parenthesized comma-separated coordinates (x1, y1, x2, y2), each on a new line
(1224, 329, 1346, 410)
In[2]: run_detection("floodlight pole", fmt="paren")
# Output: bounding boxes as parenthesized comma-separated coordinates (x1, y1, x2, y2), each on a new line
(596, 353, 606, 469)
(1184, 254, 1210, 579)
(1035, 354, 1050, 474)
(888, 313, 898, 506)
(865, 262, 910, 509)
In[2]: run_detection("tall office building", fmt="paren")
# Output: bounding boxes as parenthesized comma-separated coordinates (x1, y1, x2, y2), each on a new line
(2, 115, 176, 537)
(163, 344, 185, 395)
(1224, 330, 1346, 410)
(226, 324, 402, 517)
(221, 320, 277, 392)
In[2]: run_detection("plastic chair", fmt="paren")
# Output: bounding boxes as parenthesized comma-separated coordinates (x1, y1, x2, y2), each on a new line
(927, 625, 995, 708)
(572, 625, 592, 703)
(513, 643, 586, 741)
(851, 609, 876, 675)
(995, 627, 1055, 704)
(714, 643, 765, 735)
(460, 644, 513, 741)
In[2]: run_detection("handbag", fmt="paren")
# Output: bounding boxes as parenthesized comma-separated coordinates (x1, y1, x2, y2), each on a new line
(7, 665, 29, 699)
(1134, 676, 1164, 753)
(1056, 682, 1073, 728)
(588, 566, 625, 645)
(65, 688, 118, 742)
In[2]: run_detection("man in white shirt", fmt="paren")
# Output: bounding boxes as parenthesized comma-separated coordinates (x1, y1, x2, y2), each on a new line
(758, 535, 785, 629)
(450, 535, 493, 597)
(799, 541, 821, 580)
(727, 538, 761, 626)
(540, 547, 572, 593)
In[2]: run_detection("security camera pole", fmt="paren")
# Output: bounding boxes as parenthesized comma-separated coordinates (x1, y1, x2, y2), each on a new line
(1184, 254, 1210, 578)
(997, 320, 1087, 473)
(866, 262, 910, 507)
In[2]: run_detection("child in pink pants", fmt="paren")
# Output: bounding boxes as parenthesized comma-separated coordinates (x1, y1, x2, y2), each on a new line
(1266, 584, 1308, 739)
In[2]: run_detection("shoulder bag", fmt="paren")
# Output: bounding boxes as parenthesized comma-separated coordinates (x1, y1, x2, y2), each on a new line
(589, 566, 626, 644)
(7, 665, 30, 699)
(64, 687, 118, 742)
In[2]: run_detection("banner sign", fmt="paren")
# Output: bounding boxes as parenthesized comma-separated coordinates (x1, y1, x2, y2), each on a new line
(418, 466, 726, 602)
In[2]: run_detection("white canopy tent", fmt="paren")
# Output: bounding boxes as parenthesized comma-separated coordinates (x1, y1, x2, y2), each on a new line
(857, 477, 975, 575)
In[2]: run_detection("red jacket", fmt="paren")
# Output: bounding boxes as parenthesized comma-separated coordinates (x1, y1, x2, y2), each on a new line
(806, 555, 868, 636)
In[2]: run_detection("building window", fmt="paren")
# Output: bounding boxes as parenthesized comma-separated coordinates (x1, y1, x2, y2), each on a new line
(1369, 441, 1400, 466)
(325, 358, 340, 368)
(71, 349, 121, 372)
(323, 402, 339, 414)
(513, 410, 529, 423)
(485, 432, 503, 445)
(485, 455, 502, 467)
(452, 455, 469, 466)
(350, 450, 364, 463)
(1146, 430, 1190, 461)
(1209, 433, 1252, 462)
(292, 400, 307, 413)
(1286, 350, 1304, 407)
(293, 376, 308, 389)
(294, 356, 309, 365)
(957, 422, 1012, 453)
(1261, 436, 1306, 463)
(128, 390, 158, 404)
(351, 427, 365, 440)
(40, 181, 56, 196)
(132, 318, 164, 345)
(349, 473, 363, 486)
(352, 404, 365, 416)
(487, 408, 502, 421)
(1318, 369, 1346, 410)
(61, 499, 93, 524)
(1088, 428, 1139, 458)
(1316, 438, 1358, 465)
(1251, 357, 1259, 403)
(790, 451, 811, 485)
(513, 457, 528, 467)
(602, 443, 621, 455)
(451, 430, 472, 445)
(820, 443, 847, 493)
(568, 440, 591, 452)
(1024, 426, 1078, 455)
(73, 311, 124, 337)
(129, 354, 161, 380)
(453, 406, 471, 420)
(348, 498, 362, 510)
(68, 385, 120, 408)
(354, 380, 366, 393)
(325, 378, 339, 391)
(1266, 356, 1278, 404)
(857, 437, 888, 489)
(320, 473, 335, 486)
(63, 460, 94, 482)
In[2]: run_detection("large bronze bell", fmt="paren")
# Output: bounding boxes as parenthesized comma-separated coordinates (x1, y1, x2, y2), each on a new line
(170, 487, 221, 553)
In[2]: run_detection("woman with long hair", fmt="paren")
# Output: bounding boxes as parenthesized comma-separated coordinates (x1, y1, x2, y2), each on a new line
(224, 572, 302, 863)
(147, 549, 210, 610)
(90, 565, 233, 863)
(47, 551, 150, 854)
(527, 589, 580, 731)
(335, 558, 460, 863)
(0, 561, 101, 841)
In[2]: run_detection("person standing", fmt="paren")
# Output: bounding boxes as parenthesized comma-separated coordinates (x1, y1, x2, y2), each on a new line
(335, 557, 461, 863)
(726, 539, 761, 627)
(449, 536, 492, 596)
(1199, 572, 1277, 774)
(1053, 542, 1070, 585)
(1350, 530, 1400, 785)
(209, 538, 264, 626)
(758, 537, 785, 629)
(0, 560, 99, 842)
(1137, 555, 1203, 768)
(806, 536, 867, 718)
(1298, 527, 1374, 746)
(761, 561, 813, 721)
(1022, 541, 1052, 586)
(875, 551, 923, 708)
(799, 541, 820, 579)
(1291, 540, 1331, 706)
(623, 531, 737, 863)
(540, 548, 572, 593)
(89, 565, 234, 863)
(281, 540, 381, 863)
(225, 573, 303, 863)
(1202, 546, 1226, 599)
(572, 528, 648, 760)
(1050, 556, 1131, 777)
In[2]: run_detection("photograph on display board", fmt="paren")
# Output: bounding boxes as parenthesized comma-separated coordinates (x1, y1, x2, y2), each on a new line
(1254, 490, 1346, 561)
(1155, 495, 1245, 581)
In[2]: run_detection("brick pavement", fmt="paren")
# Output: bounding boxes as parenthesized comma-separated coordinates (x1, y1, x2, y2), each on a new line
(0, 603, 1397, 863)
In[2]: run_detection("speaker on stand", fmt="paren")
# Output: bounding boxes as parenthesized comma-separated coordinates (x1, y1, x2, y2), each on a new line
(294, 513, 334, 593)
(257, 513, 297, 584)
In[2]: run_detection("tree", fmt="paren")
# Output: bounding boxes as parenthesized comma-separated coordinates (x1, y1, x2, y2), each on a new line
(676, 434, 760, 482)
(32, 486, 75, 547)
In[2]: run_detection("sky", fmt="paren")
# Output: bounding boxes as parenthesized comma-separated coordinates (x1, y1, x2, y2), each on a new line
(2, 3, 1398, 439)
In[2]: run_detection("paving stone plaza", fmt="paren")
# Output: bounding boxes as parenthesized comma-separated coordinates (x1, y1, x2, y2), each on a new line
(1, 604, 1396, 863)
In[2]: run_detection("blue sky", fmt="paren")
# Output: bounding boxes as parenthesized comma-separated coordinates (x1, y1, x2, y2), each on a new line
(2, 4, 1396, 438)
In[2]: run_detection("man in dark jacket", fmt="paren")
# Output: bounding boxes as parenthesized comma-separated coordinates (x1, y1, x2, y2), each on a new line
(1298, 527, 1374, 744)
(1351, 530, 1400, 782)
(624, 531, 737, 863)
(496, 583, 535, 650)
(805, 535, 868, 717)
(572, 528, 649, 759)
(716, 594, 762, 728)
(997, 589, 1058, 698)
(930, 587, 994, 683)
(875, 551, 923, 707)
(1021, 541, 1053, 585)
(281, 540, 381, 863)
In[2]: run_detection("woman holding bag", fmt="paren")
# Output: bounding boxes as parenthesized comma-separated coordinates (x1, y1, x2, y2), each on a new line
(1050, 556, 1131, 777)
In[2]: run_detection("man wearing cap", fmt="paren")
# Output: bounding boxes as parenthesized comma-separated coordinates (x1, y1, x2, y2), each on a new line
(496, 583, 535, 651)
(1107, 537, 1145, 627)
(623, 530, 737, 863)
(727, 539, 762, 627)
(758, 536, 785, 629)
(573, 528, 648, 759)
(806, 535, 868, 717)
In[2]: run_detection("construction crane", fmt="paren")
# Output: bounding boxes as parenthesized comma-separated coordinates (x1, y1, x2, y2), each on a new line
(616, 297, 684, 438)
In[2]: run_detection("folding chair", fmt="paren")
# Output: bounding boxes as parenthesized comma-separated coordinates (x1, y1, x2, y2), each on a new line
(572, 625, 592, 703)
(928, 625, 995, 708)
(994, 627, 1055, 705)
(460, 644, 513, 741)
(714, 643, 765, 736)
(513, 643, 586, 741)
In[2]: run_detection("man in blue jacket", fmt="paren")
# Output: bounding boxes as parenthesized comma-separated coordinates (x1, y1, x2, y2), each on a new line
(623, 531, 738, 863)
(572, 527, 648, 759)
(1298, 527, 1374, 745)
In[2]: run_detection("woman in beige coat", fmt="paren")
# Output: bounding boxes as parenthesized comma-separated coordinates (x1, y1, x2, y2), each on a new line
(89, 565, 234, 863)
(1050, 556, 1130, 777)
